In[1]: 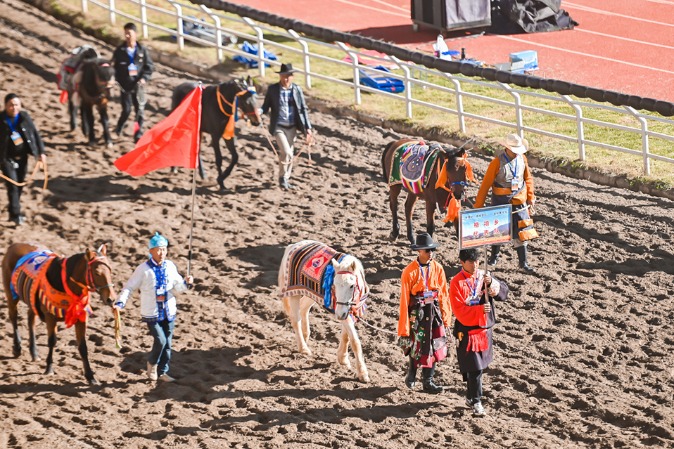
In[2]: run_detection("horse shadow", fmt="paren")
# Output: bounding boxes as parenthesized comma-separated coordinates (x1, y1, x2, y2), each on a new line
(0, 48, 58, 84)
(45, 175, 166, 203)
(227, 244, 287, 289)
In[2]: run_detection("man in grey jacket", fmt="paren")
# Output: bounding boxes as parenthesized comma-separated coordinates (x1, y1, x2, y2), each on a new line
(261, 63, 313, 190)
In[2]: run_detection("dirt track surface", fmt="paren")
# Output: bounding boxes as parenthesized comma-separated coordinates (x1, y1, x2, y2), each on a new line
(1, 1, 673, 448)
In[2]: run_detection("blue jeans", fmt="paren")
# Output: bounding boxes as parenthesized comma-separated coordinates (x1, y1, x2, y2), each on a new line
(146, 319, 175, 376)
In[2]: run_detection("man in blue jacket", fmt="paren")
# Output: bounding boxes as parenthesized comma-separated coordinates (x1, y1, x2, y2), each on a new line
(261, 63, 313, 190)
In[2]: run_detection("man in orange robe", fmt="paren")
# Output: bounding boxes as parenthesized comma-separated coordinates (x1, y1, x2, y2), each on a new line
(450, 248, 509, 416)
(397, 233, 452, 394)
(474, 133, 537, 272)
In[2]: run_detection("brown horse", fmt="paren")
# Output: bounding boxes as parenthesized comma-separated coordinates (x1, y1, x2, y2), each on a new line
(381, 138, 469, 243)
(2, 243, 116, 385)
(71, 57, 115, 147)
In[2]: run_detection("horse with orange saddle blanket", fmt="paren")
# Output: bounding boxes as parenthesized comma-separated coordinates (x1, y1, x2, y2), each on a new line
(2, 242, 116, 385)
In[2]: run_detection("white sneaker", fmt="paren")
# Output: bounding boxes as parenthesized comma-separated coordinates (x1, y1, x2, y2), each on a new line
(147, 362, 158, 381)
(158, 373, 176, 383)
(472, 401, 486, 416)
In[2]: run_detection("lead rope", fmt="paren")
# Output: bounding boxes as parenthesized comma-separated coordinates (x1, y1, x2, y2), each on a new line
(0, 159, 48, 190)
(113, 308, 122, 349)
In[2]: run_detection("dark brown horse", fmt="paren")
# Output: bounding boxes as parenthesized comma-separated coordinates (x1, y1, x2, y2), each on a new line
(70, 57, 115, 147)
(381, 138, 469, 243)
(2, 243, 116, 385)
(171, 77, 261, 190)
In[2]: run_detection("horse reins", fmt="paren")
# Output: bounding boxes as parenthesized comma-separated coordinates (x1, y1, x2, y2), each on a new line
(216, 85, 258, 119)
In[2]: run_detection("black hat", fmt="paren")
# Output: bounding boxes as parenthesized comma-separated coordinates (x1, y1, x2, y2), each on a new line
(276, 63, 298, 75)
(410, 233, 440, 251)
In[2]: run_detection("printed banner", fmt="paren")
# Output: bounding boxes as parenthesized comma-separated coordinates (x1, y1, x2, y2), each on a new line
(459, 205, 512, 249)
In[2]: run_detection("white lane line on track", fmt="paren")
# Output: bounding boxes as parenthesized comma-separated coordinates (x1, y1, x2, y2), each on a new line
(565, 2, 674, 27)
(576, 28, 674, 51)
(496, 35, 674, 76)
(366, 0, 408, 13)
(334, 0, 409, 18)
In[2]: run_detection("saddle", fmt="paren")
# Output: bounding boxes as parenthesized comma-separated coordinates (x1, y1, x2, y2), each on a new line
(389, 142, 443, 194)
(11, 250, 92, 327)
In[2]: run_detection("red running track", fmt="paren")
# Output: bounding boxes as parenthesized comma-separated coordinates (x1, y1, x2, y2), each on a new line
(228, 0, 674, 103)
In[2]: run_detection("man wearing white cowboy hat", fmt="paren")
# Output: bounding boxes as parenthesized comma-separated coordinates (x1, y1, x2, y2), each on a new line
(114, 232, 194, 382)
(474, 133, 538, 272)
(397, 232, 452, 394)
(260, 62, 313, 190)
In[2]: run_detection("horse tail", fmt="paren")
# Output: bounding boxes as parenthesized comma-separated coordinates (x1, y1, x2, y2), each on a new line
(171, 82, 199, 111)
(381, 140, 396, 183)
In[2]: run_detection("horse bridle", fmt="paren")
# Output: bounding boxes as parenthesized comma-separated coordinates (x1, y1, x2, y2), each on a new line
(68, 254, 114, 295)
(334, 270, 369, 312)
(216, 84, 258, 120)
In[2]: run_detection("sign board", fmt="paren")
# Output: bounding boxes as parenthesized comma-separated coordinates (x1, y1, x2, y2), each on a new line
(458, 204, 512, 250)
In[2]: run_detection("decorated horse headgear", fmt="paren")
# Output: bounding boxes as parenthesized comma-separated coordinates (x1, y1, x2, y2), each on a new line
(148, 232, 169, 249)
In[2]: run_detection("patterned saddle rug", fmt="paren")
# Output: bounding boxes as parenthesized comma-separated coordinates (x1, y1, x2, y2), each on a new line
(281, 240, 345, 313)
(388, 142, 442, 194)
(11, 250, 92, 327)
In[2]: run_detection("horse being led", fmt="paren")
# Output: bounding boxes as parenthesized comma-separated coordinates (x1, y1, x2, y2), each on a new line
(66, 55, 116, 148)
(278, 240, 370, 383)
(171, 77, 261, 190)
(2, 243, 116, 385)
(381, 138, 473, 243)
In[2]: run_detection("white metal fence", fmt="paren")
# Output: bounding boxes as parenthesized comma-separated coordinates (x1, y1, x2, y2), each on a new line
(79, 0, 674, 176)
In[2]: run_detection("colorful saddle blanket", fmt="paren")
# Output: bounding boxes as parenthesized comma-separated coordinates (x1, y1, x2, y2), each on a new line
(388, 142, 441, 194)
(282, 241, 345, 313)
(11, 250, 92, 327)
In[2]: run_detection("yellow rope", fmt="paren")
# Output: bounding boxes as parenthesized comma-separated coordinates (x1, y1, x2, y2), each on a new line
(113, 307, 123, 349)
(0, 159, 48, 190)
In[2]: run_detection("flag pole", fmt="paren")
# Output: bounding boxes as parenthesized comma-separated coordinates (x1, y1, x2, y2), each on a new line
(187, 83, 203, 279)
(187, 165, 196, 278)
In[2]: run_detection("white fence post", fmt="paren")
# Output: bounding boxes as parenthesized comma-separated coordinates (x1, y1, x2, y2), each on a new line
(502, 83, 523, 134)
(562, 95, 585, 161)
(450, 78, 466, 134)
(242, 17, 266, 78)
(109, 0, 116, 26)
(167, 1, 184, 51)
(391, 56, 412, 119)
(199, 5, 223, 63)
(81, 0, 88, 14)
(288, 29, 311, 89)
(625, 107, 651, 175)
(140, 0, 148, 39)
(337, 42, 361, 106)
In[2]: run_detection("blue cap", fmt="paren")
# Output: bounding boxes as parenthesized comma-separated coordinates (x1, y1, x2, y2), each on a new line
(148, 232, 169, 249)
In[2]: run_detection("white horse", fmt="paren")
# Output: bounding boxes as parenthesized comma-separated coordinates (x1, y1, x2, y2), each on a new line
(278, 240, 370, 382)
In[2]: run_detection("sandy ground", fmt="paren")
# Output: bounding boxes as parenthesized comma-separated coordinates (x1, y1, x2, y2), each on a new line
(0, 1, 673, 448)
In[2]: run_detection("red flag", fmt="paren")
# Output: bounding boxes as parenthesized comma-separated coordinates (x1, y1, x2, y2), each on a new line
(114, 86, 202, 176)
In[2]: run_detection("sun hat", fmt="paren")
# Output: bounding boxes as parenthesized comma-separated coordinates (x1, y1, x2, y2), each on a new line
(410, 233, 440, 251)
(503, 133, 529, 155)
(148, 232, 169, 249)
(276, 63, 298, 75)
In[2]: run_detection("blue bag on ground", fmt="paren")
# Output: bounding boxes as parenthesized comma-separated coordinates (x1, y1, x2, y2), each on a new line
(233, 41, 277, 68)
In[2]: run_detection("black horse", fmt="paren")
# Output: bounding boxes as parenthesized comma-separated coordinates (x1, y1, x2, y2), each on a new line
(71, 57, 115, 147)
(171, 77, 261, 190)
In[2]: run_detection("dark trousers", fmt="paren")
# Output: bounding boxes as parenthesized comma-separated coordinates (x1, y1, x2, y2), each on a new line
(116, 85, 145, 134)
(2, 157, 28, 218)
(463, 369, 483, 404)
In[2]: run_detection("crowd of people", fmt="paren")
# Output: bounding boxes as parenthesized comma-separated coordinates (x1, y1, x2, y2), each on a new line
(1, 20, 540, 414)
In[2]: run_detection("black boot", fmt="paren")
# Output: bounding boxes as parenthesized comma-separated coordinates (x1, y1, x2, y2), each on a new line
(516, 246, 535, 273)
(422, 365, 444, 394)
(405, 360, 417, 389)
(488, 245, 500, 266)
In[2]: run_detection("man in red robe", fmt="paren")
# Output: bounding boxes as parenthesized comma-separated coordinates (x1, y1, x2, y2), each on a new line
(450, 248, 509, 415)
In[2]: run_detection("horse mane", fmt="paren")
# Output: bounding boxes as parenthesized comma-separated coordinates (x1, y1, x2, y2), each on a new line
(335, 254, 370, 296)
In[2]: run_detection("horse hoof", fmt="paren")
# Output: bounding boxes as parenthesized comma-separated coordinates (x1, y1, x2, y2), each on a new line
(88, 377, 100, 386)
(106, 142, 113, 149)
(360, 373, 370, 383)
(13, 349, 21, 358)
(388, 232, 399, 241)
(300, 347, 312, 356)
(44, 367, 54, 376)
(338, 358, 351, 368)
